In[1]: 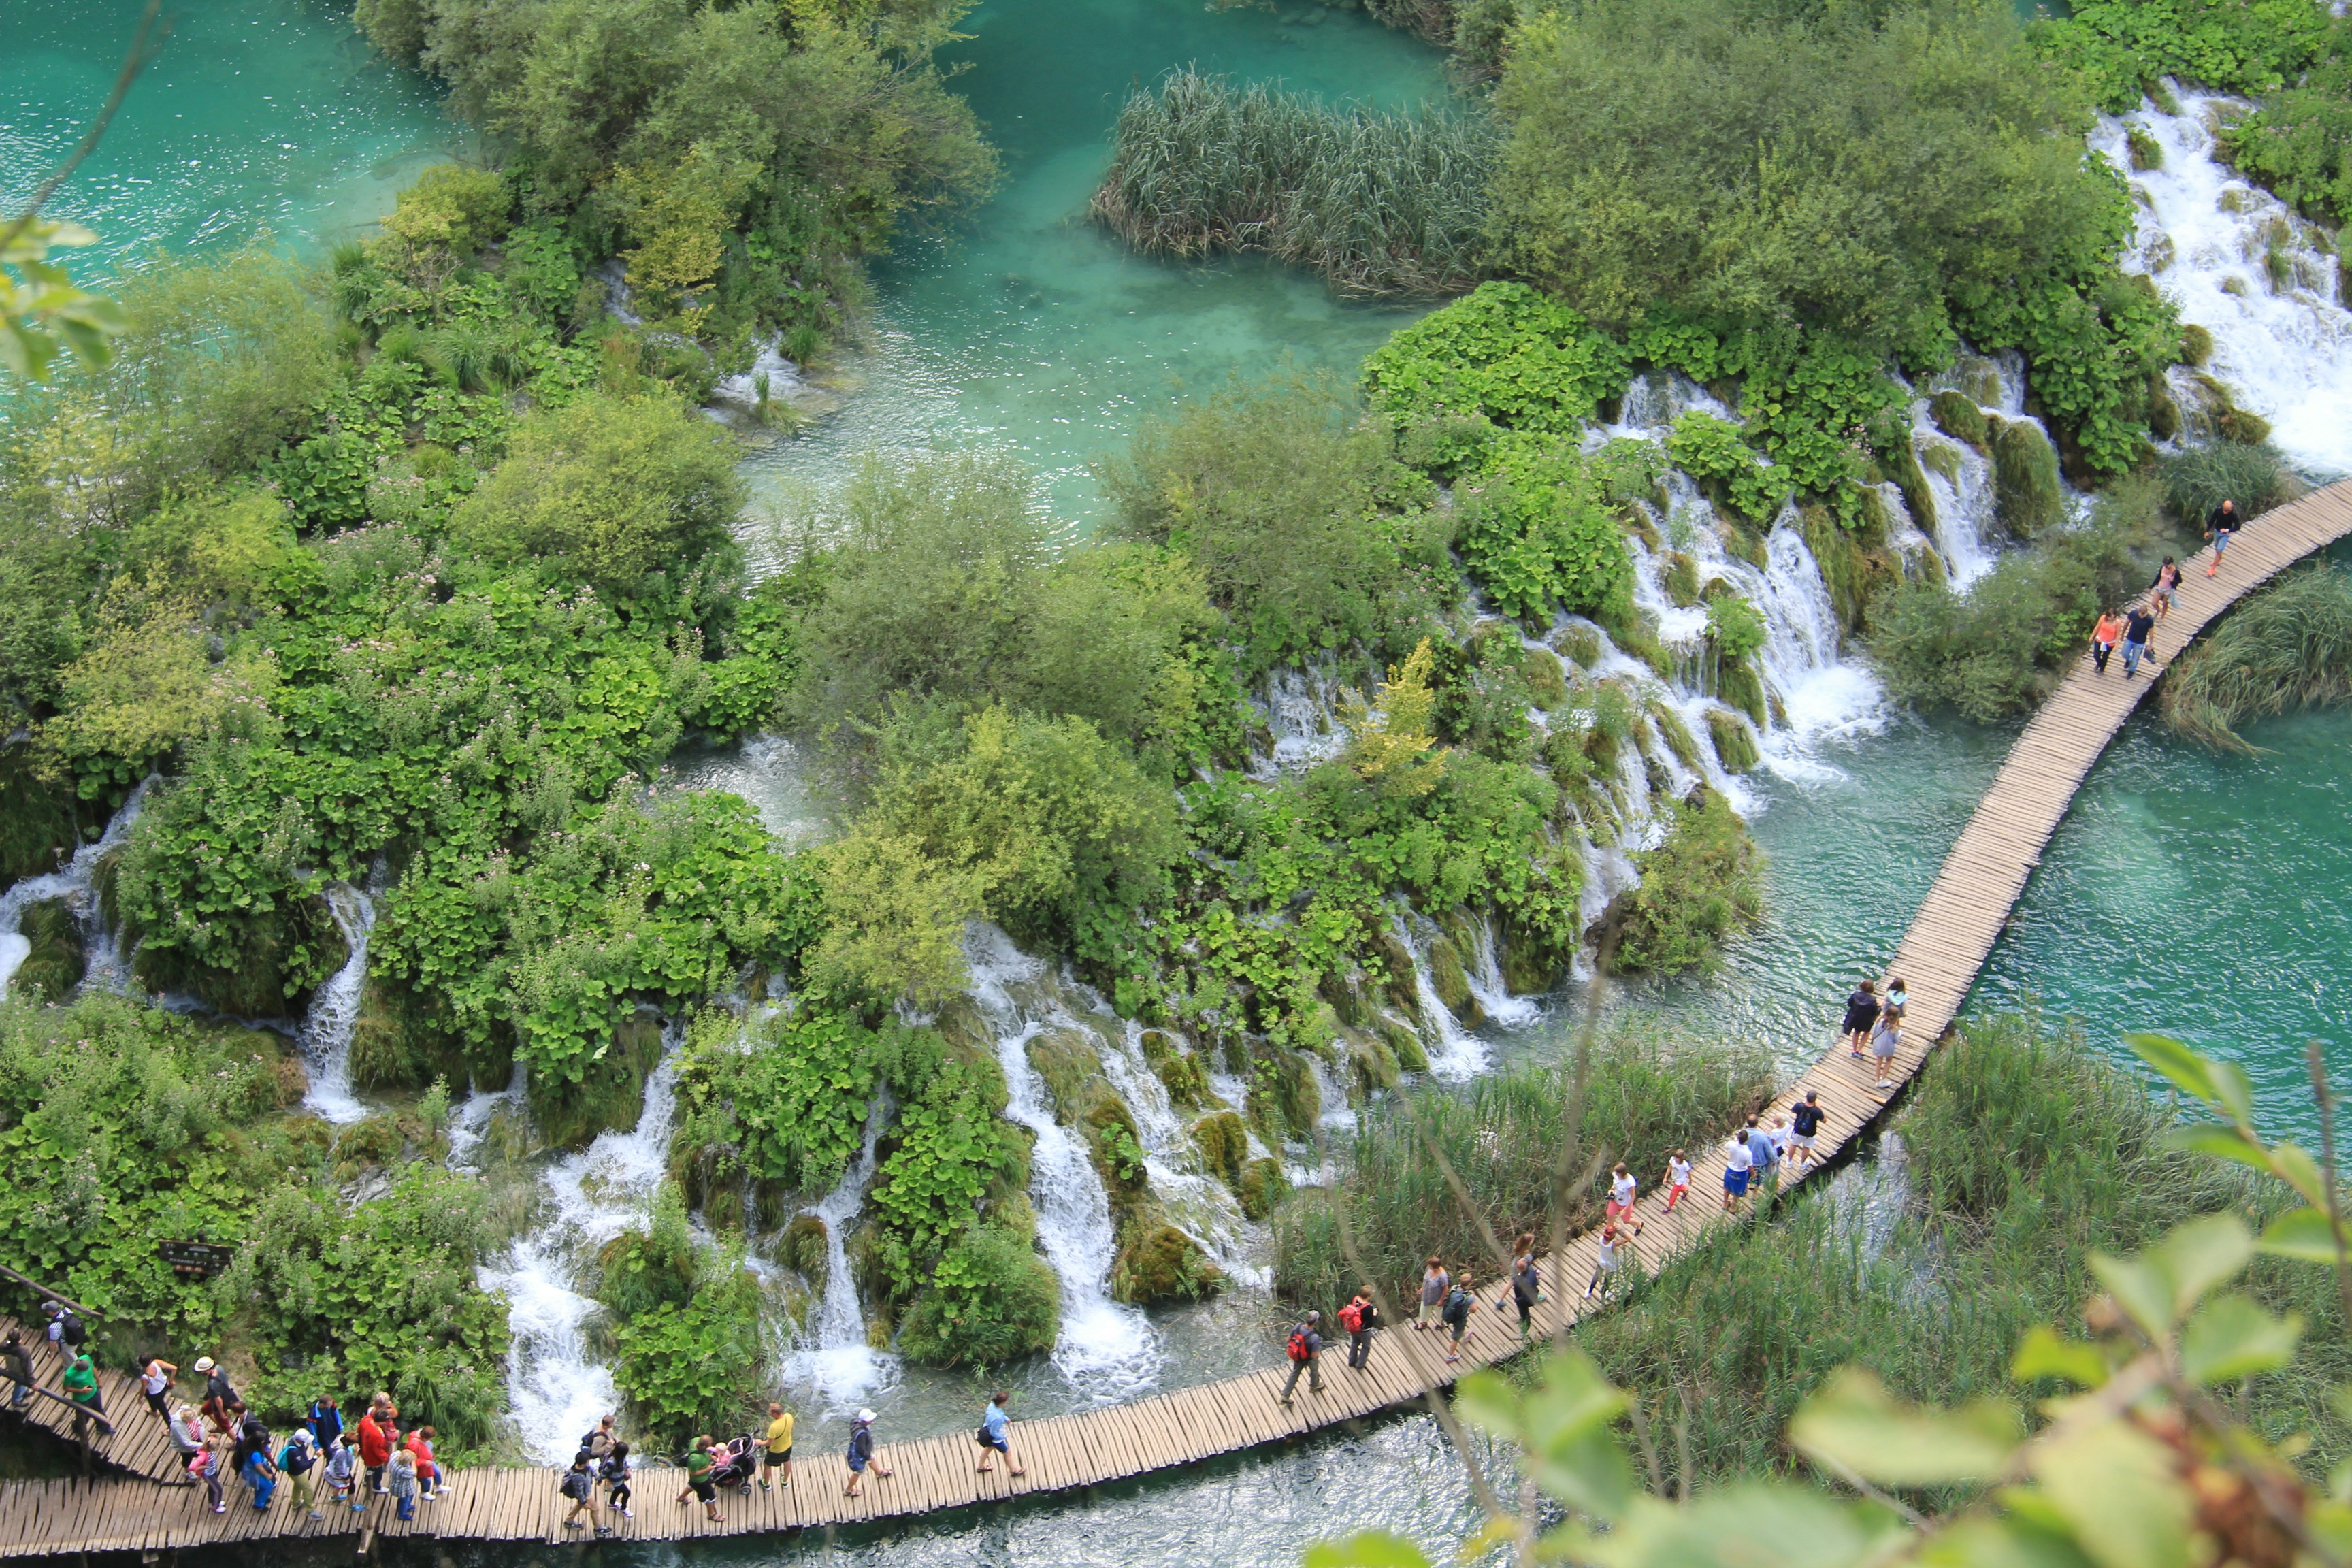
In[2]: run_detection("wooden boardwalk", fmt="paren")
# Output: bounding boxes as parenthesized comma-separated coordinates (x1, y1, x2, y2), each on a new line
(1, 483, 2347, 1558)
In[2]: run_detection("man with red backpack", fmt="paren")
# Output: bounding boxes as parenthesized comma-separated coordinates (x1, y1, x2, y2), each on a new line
(1277, 1311, 1324, 1406)
(1339, 1290, 1381, 1371)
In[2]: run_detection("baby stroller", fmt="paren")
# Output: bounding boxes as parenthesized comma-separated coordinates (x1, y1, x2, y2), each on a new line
(704, 1434, 761, 1492)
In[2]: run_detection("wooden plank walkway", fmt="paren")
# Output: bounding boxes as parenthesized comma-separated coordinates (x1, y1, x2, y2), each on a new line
(1, 483, 2346, 1558)
(0, 1314, 195, 1486)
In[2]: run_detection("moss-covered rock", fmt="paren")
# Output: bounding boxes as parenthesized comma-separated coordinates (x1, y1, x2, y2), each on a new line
(348, 974, 485, 1090)
(0, 747, 99, 888)
(1426, 934, 1480, 1026)
(1245, 1047, 1322, 1145)
(1801, 505, 1900, 634)
(1111, 1222, 1224, 1304)
(527, 1010, 668, 1150)
(2191, 374, 2273, 444)
(1374, 1012, 1429, 1073)
(2181, 323, 2213, 367)
(1193, 1109, 1249, 1188)
(1373, 932, 1419, 1012)
(1648, 701, 1702, 773)
(1989, 418, 2063, 539)
(1884, 436, 1938, 540)
(1550, 623, 1604, 672)
(1140, 1029, 1207, 1109)
(2147, 377, 2183, 442)
(1716, 657, 1768, 728)
(10, 899, 85, 1000)
(1341, 1025, 1401, 1094)
(1520, 646, 1569, 710)
(1082, 1094, 1151, 1206)
(1025, 1028, 1105, 1125)
(1929, 389, 1989, 450)
(1664, 551, 1701, 608)
(129, 889, 348, 1019)
(782, 1214, 830, 1288)
(1237, 1156, 1289, 1221)
(332, 1113, 406, 1175)
(1706, 708, 1761, 773)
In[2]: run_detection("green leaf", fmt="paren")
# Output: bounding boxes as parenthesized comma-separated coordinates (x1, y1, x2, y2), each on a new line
(2257, 1206, 2345, 1266)
(1304, 1531, 1432, 1568)
(2162, 1126, 2275, 1173)
(1789, 1368, 2019, 1486)
(2011, 1326, 2110, 1389)
(2028, 1416, 2191, 1568)
(2089, 1213, 2251, 1335)
(1457, 1352, 1635, 1520)
(2124, 1032, 2250, 1126)
(2180, 1293, 2302, 1386)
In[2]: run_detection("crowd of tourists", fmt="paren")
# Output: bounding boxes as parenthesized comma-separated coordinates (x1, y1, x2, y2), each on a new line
(2089, 497, 2243, 679)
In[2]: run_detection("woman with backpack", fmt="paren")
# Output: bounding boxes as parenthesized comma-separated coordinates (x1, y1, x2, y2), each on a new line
(1440, 1275, 1477, 1364)
(325, 1433, 360, 1513)
(602, 1441, 634, 1518)
(1340, 1290, 1380, 1371)
(279, 1428, 322, 1519)
(1277, 1311, 1324, 1405)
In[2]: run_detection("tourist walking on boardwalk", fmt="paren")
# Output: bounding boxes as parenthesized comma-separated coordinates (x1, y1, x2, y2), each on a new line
(61, 1350, 104, 1441)
(168, 1402, 203, 1460)
(843, 1409, 892, 1497)
(195, 1356, 236, 1437)
(1840, 981, 1880, 1059)
(1340, 1288, 1380, 1370)
(1869, 1003, 1906, 1089)
(1440, 1273, 1477, 1363)
(561, 1449, 605, 1534)
(975, 1390, 1024, 1475)
(187, 1437, 225, 1514)
(602, 1440, 634, 1518)
(1662, 1149, 1692, 1213)
(1584, 1225, 1624, 1299)
(1607, 1162, 1644, 1233)
(240, 1420, 279, 1511)
(307, 1392, 343, 1451)
(2206, 497, 2241, 576)
(1744, 1116, 1780, 1200)
(1499, 1237, 1541, 1341)
(581, 1414, 617, 1462)
(357, 1396, 392, 1492)
(137, 1354, 176, 1421)
(679, 1433, 724, 1518)
(40, 1301, 84, 1369)
(760, 1401, 794, 1490)
(388, 1446, 419, 1522)
(1789, 1091, 1825, 1173)
(326, 1432, 359, 1512)
(2091, 609, 2124, 674)
(1884, 976, 1908, 1015)
(1416, 1258, 1450, 1330)
(2153, 557, 2182, 617)
(406, 1423, 440, 1501)
(1278, 1310, 1325, 1405)
(2121, 603, 2159, 678)
(280, 1426, 321, 1518)
(1, 1330, 31, 1411)
(1722, 1131, 1754, 1213)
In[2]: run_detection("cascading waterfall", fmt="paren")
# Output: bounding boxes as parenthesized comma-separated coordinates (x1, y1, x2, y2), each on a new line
(1460, 913, 1539, 1030)
(1252, 666, 1350, 777)
(1909, 404, 2002, 589)
(1092, 1018, 1257, 1278)
(1386, 909, 1488, 1083)
(480, 1017, 685, 1463)
(0, 779, 151, 1000)
(297, 877, 380, 1125)
(965, 924, 1162, 1399)
(2095, 85, 2352, 476)
(782, 1096, 896, 1411)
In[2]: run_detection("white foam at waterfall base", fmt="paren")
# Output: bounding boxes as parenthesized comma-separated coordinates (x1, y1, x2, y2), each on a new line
(480, 1020, 684, 1463)
(2099, 87, 2352, 476)
(1460, 914, 1541, 1029)
(964, 924, 1162, 1399)
(297, 880, 378, 1125)
(1388, 909, 1489, 1083)
(0, 779, 150, 999)
(783, 1096, 897, 1413)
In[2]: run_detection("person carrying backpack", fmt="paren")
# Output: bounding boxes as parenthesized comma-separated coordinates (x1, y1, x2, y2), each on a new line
(325, 1433, 360, 1513)
(1277, 1311, 1324, 1405)
(1339, 1290, 1380, 1371)
(307, 1393, 343, 1452)
(1, 1331, 32, 1412)
(560, 1449, 606, 1535)
(280, 1428, 321, 1519)
(1440, 1276, 1477, 1364)
(601, 1441, 634, 1518)
(1499, 1240, 1541, 1341)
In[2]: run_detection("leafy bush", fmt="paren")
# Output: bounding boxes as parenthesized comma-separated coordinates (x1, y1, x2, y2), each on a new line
(1361, 281, 1631, 440)
(674, 1004, 878, 1195)
(2034, 0, 2338, 113)
(1093, 69, 1499, 296)
(2161, 563, 2352, 750)
(895, 1223, 1060, 1367)
(1454, 436, 1633, 622)
(1612, 788, 1763, 975)
(611, 1259, 765, 1448)
(1667, 412, 1793, 526)
(868, 1054, 1024, 1267)
(2223, 42, 2352, 225)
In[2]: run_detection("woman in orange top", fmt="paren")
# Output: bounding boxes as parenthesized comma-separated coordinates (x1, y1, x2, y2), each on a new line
(2090, 610, 2125, 674)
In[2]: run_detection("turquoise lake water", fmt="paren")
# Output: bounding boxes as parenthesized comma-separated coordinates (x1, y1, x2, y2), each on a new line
(3, 0, 2348, 1558)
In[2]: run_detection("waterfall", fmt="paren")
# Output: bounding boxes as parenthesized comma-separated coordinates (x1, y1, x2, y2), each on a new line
(1910, 404, 2002, 589)
(0, 779, 151, 1000)
(782, 1096, 896, 1413)
(964, 924, 1162, 1400)
(1092, 1017, 1256, 1278)
(2095, 85, 2352, 476)
(480, 1017, 684, 1463)
(1460, 912, 1540, 1030)
(297, 879, 378, 1125)
(1386, 909, 1488, 1083)
(1252, 667, 1350, 777)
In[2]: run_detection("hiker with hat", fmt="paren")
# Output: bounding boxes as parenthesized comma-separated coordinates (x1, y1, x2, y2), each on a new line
(843, 1409, 892, 1497)
(195, 1356, 238, 1437)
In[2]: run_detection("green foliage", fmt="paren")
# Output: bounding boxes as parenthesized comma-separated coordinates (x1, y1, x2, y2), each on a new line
(869, 1055, 1023, 1267)
(449, 391, 745, 611)
(676, 1002, 877, 1194)
(2223, 39, 2352, 225)
(1271, 1024, 1773, 1315)
(1454, 436, 1633, 623)
(597, 1181, 699, 1323)
(2161, 440, 2302, 521)
(1105, 378, 1446, 674)
(1611, 788, 1763, 975)
(2161, 563, 2352, 750)
(896, 1222, 1060, 1367)
(2034, 0, 2338, 113)
(1950, 269, 2181, 477)
(1361, 282, 1631, 444)
(1704, 595, 1767, 664)
(1092, 69, 1499, 296)
(1667, 412, 1793, 526)
(380, 165, 514, 262)
(1, 216, 127, 382)
(611, 1256, 765, 1448)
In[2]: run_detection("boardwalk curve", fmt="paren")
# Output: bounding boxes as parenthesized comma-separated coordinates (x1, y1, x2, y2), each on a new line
(3, 480, 2349, 1557)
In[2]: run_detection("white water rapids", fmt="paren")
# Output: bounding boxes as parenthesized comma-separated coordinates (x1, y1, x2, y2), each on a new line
(781, 1095, 896, 1414)
(296, 877, 379, 1124)
(0, 780, 150, 1000)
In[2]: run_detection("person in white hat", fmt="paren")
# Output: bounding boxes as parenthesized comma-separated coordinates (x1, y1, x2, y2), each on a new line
(843, 1409, 892, 1497)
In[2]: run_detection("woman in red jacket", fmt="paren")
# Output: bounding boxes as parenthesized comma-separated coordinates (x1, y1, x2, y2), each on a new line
(356, 1404, 391, 1494)
(405, 1425, 440, 1502)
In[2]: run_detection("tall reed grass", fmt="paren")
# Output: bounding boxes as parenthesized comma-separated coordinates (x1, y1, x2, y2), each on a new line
(2161, 562, 2352, 751)
(1092, 69, 1499, 297)
(1271, 1022, 1774, 1311)
(1569, 1012, 2351, 1492)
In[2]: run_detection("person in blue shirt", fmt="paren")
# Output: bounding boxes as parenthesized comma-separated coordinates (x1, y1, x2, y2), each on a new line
(974, 1390, 1024, 1477)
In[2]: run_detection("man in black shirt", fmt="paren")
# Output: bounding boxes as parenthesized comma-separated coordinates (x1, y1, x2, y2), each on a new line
(1789, 1090, 1826, 1173)
(2121, 604, 2159, 678)
(2204, 498, 2241, 577)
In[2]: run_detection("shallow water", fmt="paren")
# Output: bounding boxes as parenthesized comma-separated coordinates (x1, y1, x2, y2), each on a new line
(739, 0, 1448, 521)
